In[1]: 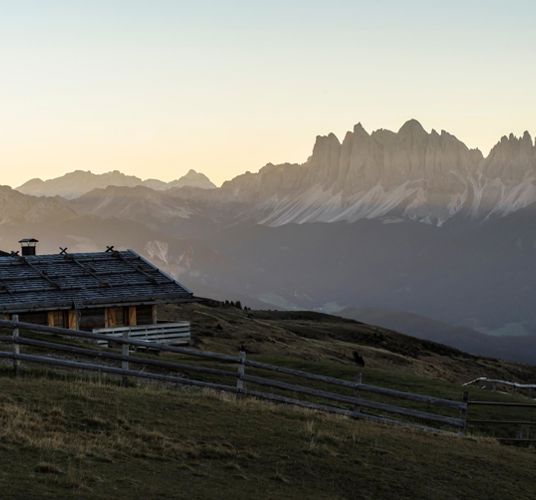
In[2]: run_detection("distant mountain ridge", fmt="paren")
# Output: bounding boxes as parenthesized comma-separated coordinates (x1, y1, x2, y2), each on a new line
(0, 185, 76, 224)
(340, 307, 536, 365)
(16, 169, 216, 199)
(219, 119, 536, 226)
(13, 119, 536, 227)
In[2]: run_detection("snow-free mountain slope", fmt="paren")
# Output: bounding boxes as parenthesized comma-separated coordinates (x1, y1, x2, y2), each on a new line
(0, 186, 75, 225)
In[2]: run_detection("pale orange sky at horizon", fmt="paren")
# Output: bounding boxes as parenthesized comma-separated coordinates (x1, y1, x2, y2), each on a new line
(6, 118, 536, 189)
(1, 1, 534, 188)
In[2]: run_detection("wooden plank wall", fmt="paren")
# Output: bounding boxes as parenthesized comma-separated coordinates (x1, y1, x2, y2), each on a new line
(137, 305, 154, 325)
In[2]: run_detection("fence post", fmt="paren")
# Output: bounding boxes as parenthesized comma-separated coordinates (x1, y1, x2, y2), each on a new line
(460, 391, 469, 435)
(122, 330, 129, 386)
(12, 314, 20, 376)
(236, 348, 246, 397)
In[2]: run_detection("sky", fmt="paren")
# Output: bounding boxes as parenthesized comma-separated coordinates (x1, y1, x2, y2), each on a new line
(0, 1, 535, 187)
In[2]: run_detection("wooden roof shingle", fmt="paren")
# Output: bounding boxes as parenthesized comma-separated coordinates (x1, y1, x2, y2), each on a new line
(0, 249, 193, 312)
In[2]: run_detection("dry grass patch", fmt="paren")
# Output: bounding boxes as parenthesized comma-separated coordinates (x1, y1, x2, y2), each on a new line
(1, 374, 536, 499)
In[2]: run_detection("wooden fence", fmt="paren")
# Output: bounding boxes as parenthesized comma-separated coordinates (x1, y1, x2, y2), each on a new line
(465, 398, 536, 444)
(464, 376, 536, 395)
(93, 322, 191, 346)
(0, 318, 468, 434)
(462, 376, 536, 442)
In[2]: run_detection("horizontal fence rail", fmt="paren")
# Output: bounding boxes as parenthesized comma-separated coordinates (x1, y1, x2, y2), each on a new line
(467, 401, 536, 408)
(464, 393, 536, 443)
(0, 318, 469, 434)
(245, 359, 466, 410)
(0, 319, 238, 363)
(464, 377, 536, 390)
(0, 351, 236, 393)
(94, 322, 191, 346)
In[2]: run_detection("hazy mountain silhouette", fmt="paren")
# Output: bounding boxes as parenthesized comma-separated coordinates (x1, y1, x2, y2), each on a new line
(0, 185, 76, 224)
(340, 307, 536, 365)
(16, 169, 215, 199)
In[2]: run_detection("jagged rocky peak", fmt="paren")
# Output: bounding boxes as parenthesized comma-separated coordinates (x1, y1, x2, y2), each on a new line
(12, 119, 536, 227)
(304, 119, 483, 191)
(522, 130, 534, 146)
(484, 131, 536, 181)
(220, 119, 536, 226)
(353, 122, 369, 135)
(398, 118, 427, 136)
(309, 132, 341, 167)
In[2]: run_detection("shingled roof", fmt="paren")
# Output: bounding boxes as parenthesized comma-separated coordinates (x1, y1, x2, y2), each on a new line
(0, 249, 193, 313)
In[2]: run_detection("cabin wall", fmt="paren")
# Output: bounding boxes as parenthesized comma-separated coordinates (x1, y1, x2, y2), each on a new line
(6, 303, 162, 331)
(136, 305, 155, 325)
(79, 308, 106, 330)
(47, 310, 68, 328)
(128, 306, 137, 326)
(68, 310, 78, 330)
(17, 311, 48, 325)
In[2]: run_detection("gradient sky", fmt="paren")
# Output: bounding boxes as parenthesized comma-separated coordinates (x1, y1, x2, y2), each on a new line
(1, 1, 535, 187)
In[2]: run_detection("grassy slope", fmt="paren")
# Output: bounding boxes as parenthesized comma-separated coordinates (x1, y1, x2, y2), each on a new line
(1, 374, 536, 500)
(159, 303, 536, 438)
(2, 302, 536, 498)
(160, 303, 536, 385)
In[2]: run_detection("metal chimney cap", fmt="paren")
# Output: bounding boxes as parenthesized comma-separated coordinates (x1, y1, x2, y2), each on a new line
(19, 238, 39, 256)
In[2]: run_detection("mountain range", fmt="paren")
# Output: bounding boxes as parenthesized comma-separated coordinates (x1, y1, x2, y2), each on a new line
(3, 119, 536, 364)
(13, 119, 536, 227)
(17, 168, 216, 199)
(217, 119, 536, 226)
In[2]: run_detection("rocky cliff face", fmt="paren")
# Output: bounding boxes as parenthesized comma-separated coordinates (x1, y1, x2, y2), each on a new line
(221, 120, 536, 226)
(477, 132, 536, 217)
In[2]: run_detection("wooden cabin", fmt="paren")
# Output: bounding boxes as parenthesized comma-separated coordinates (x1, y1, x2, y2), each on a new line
(0, 240, 194, 344)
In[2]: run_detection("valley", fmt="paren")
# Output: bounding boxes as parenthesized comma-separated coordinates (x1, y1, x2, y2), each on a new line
(2, 119, 536, 364)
